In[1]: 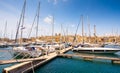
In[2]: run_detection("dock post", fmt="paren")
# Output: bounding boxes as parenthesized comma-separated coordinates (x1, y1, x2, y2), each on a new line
(83, 57, 93, 61)
(111, 60, 120, 64)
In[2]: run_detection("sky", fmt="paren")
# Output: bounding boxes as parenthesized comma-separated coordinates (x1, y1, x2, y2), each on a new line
(0, 0, 120, 39)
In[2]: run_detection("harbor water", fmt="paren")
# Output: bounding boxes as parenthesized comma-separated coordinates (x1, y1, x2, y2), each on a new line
(0, 47, 15, 72)
(35, 57, 120, 73)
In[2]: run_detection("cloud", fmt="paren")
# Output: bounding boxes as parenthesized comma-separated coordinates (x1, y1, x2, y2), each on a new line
(48, 0, 68, 5)
(71, 24, 75, 27)
(44, 15, 53, 24)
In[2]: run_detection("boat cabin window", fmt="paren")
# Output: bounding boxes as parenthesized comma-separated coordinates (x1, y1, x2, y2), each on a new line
(25, 47, 36, 51)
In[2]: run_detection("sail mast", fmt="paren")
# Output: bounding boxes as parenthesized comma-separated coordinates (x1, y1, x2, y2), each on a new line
(36, 1, 40, 42)
(73, 17, 81, 44)
(60, 24, 63, 43)
(52, 16, 54, 43)
(94, 25, 97, 43)
(81, 15, 84, 44)
(3, 21, 7, 42)
(20, 0, 26, 46)
(87, 16, 91, 43)
(15, 0, 26, 45)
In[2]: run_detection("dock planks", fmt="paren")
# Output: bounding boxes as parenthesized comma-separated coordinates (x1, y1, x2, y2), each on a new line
(0, 57, 46, 65)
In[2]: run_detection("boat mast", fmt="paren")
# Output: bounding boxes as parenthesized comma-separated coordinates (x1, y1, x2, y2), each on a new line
(3, 21, 7, 43)
(36, 1, 40, 43)
(11, 30, 13, 40)
(59, 24, 63, 50)
(114, 29, 118, 43)
(87, 16, 91, 43)
(52, 16, 54, 43)
(73, 17, 81, 44)
(60, 24, 63, 43)
(15, 0, 26, 45)
(81, 15, 84, 44)
(20, 0, 26, 46)
(66, 26, 68, 43)
(94, 25, 97, 44)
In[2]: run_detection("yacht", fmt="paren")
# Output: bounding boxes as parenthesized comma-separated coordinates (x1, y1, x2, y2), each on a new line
(13, 46, 44, 57)
(72, 44, 120, 54)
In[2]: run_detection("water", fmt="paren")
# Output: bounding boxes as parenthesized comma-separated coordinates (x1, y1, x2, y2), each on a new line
(35, 57, 120, 73)
(0, 47, 14, 72)
(0, 47, 13, 60)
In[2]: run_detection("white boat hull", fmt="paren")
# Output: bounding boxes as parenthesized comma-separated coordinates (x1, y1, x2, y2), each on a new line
(72, 47, 120, 54)
(13, 46, 42, 57)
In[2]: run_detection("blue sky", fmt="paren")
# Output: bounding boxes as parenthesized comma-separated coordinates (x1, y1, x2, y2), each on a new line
(0, 0, 120, 38)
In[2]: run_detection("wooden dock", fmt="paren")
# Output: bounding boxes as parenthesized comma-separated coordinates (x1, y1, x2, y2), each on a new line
(3, 47, 72, 73)
(0, 57, 46, 65)
(58, 54, 120, 64)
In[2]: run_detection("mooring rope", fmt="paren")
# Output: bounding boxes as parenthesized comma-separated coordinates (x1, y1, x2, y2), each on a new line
(31, 61, 35, 73)
(11, 50, 23, 60)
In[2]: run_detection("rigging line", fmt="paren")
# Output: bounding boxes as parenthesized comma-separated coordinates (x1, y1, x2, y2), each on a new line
(11, 51, 23, 60)
(7, 49, 14, 59)
(61, 24, 66, 42)
(27, 51, 33, 59)
(28, 14, 37, 38)
(31, 61, 35, 73)
(81, 15, 84, 44)
(3, 21, 7, 41)
(73, 16, 81, 43)
(21, 52, 29, 59)
(36, 1, 40, 39)
(20, 0, 26, 46)
(15, 0, 26, 43)
(21, 61, 35, 73)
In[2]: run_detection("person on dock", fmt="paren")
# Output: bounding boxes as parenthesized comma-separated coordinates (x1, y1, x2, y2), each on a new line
(46, 46, 49, 56)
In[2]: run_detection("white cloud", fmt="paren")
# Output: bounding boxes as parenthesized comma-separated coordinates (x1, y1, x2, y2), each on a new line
(71, 24, 75, 27)
(47, 0, 68, 5)
(44, 15, 53, 24)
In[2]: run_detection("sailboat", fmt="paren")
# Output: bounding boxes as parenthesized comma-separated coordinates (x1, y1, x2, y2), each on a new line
(72, 16, 120, 54)
(13, 0, 43, 57)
